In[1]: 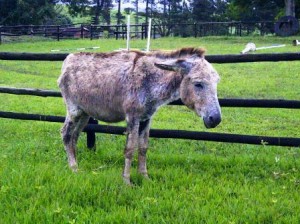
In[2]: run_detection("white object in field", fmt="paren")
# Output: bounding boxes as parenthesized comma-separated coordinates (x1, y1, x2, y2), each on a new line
(126, 15, 130, 51)
(241, 42, 256, 54)
(51, 46, 100, 52)
(241, 42, 286, 54)
(256, 44, 286, 50)
(292, 40, 300, 46)
(146, 18, 152, 52)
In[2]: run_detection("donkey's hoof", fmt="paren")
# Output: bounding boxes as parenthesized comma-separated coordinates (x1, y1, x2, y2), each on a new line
(70, 164, 78, 172)
(141, 173, 150, 179)
(122, 176, 132, 186)
(143, 175, 152, 183)
(138, 170, 149, 179)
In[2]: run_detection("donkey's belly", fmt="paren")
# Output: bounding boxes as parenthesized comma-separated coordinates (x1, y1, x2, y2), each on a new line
(72, 91, 126, 122)
(83, 106, 126, 123)
(94, 111, 125, 123)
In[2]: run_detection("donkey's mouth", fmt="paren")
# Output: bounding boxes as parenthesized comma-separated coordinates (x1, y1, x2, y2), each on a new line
(203, 114, 221, 129)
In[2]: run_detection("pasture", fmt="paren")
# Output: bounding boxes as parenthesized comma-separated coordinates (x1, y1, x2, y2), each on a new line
(1, 36, 300, 223)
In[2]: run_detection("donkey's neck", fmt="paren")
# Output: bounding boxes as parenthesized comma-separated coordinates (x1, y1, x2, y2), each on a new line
(152, 72, 183, 107)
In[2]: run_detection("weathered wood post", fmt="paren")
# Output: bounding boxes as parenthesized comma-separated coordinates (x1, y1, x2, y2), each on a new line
(126, 15, 130, 51)
(81, 24, 84, 39)
(122, 24, 127, 40)
(285, 0, 295, 17)
(90, 25, 93, 40)
(153, 25, 156, 39)
(116, 24, 119, 40)
(141, 24, 145, 40)
(0, 26, 2, 45)
(87, 118, 98, 149)
(57, 25, 60, 41)
(29, 25, 33, 37)
(146, 19, 152, 52)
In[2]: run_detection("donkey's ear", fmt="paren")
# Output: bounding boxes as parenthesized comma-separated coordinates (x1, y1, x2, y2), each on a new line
(154, 59, 191, 72)
(154, 59, 179, 71)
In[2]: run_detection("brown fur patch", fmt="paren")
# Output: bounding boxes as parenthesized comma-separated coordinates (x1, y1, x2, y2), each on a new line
(132, 51, 146, 71)
(150, 47, 205, 59)
(130, 47, 205, 58)
(131, 48, 205, 70)
(75, 48, 205, 61)
(76, 51, 120, 58)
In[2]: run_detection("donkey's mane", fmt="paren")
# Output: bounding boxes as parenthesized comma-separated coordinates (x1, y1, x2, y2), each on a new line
(77, 47, 205, 60)
(130, 47, 205, 58)
(150, 47, 205, 58)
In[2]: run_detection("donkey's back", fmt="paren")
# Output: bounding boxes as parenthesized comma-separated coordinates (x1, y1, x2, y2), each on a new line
(58, 51, 137, 123)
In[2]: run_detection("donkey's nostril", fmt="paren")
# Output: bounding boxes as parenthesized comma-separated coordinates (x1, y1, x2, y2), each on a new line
(204, 113, 221, 128)
(213, 114, 221, 125)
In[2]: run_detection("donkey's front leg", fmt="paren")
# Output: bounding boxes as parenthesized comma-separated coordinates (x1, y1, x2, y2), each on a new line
(123, 116, 140, 185)
(138, 119, 151, 178)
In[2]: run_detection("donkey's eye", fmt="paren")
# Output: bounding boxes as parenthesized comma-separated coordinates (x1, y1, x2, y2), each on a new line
(194, 82, 205, 90)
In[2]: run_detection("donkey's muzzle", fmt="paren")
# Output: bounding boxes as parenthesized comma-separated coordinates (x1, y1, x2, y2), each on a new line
(203, 112, 221, 129)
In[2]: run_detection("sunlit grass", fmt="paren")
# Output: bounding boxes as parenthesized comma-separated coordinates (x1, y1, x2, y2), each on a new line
(1, 36, 300, 223)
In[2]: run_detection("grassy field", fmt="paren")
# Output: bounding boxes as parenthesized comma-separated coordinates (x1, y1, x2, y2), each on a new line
(1, 36, 300, 223)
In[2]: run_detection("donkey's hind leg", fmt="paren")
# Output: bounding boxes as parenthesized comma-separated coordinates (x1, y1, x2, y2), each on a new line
(123, 116, 140, 185)
(61, 108, 90, 171)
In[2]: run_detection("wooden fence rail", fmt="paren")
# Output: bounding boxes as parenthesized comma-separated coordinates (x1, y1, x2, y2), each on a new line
(0, 21, 276, 43)
(1, 111, 299, 147)
(1, 52, 300, 63)
(1, 86, 300, 109)
(1, 51, 300, 148)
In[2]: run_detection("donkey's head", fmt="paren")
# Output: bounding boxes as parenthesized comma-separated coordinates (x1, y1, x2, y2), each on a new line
(155, 55, 221, 128)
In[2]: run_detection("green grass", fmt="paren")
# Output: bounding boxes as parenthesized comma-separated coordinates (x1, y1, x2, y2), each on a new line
(1, 36, 300, 223)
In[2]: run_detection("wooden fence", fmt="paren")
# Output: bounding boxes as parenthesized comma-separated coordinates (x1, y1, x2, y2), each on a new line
(0, 52, 300, 148)
(0, 21, 276, 44)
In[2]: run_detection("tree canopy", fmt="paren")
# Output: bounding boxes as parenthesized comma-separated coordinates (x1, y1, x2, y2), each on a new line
(0, 0, 60, 25)
(0, 0, 299, 25)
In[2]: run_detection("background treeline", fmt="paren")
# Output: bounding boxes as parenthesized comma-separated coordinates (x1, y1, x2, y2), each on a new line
(0, 0, 300, 26)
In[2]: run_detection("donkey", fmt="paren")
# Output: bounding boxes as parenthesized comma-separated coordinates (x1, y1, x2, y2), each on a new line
(58, 48, 221, 184)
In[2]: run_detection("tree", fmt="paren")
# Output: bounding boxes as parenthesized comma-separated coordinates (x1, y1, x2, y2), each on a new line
(285, 0, 295, 16)
(116, 0, 122, 24)
(0, 0, 58, 25)
(191, 0, 214, 22)
(150, 0, 192, 36)
(45, 4, 72, 25)
(132, 0, 139, 32)
(145, 0, 150, 23)
(226, 0, 284, 21)
(61, 0, 113, 24)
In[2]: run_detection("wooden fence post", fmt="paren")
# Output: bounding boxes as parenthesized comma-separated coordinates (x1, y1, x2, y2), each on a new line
(57, 25, 60, 41)
(115, 25, 118, 40)
(90, 25, 93, 40)
(0, 26, 2, 44)
(86, 118, 98, 149)
(141, 24, 145, 40)
(122, 24, 126, 39)
(153, 25, 156, 39)
(81, 24, 84, 39)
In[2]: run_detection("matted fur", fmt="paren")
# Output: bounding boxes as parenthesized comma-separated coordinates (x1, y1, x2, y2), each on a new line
(150, 47, 206, 58)
(77, 47, 205, 59)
